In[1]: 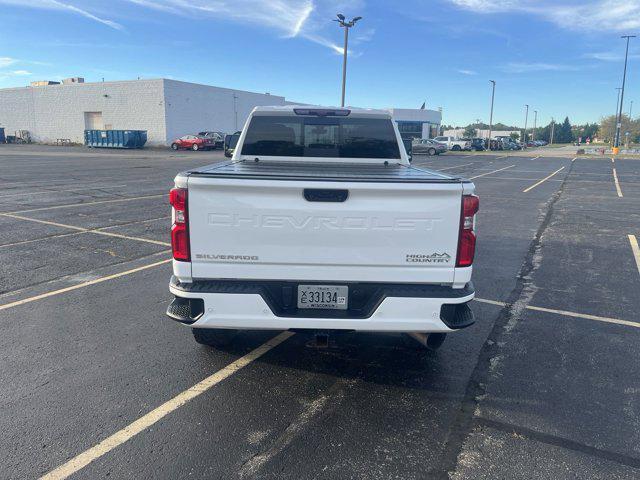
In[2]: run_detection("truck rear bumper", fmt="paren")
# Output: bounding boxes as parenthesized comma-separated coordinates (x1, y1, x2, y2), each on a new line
(168, 277, 474, 333)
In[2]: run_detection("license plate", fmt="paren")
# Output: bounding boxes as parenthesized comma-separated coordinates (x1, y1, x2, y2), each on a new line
(297, 285, 348, 310)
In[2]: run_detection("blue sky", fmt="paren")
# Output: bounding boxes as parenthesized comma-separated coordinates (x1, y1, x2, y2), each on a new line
(1, 0, 640, 127)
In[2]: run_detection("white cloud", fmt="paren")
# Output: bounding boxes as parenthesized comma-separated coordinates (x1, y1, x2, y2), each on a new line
(457, 69, 477, 75)
(0, 57, 17, 67)
(11, 70, 32, 75)
(501, 62, 580, 73)
(584, 51, 640, 61)
(125, 0, 370, 54)
(447, 0, 640, 31)
(0, 0, 122, 30)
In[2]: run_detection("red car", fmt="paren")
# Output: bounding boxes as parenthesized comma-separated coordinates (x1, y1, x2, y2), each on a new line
(170, 135, 214, 151)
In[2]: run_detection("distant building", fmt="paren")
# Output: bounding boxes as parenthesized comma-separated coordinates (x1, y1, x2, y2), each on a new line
(476, 129, 520, 140)
(0, 78, 443, 145)
(0, 78, 285, 145)
(443, 128, 521, 139)
(389, 108, 442, 140)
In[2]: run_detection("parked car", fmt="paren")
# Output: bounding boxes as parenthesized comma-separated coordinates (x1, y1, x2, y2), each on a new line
(469, 138, 486, 151)
(433, 136, 471, 151)
(198, 131, 225, 149)
(224, 131, 241, 157)
(412, 139, 447, 156)
(171, 135, 215, 151)
(167, 105, 479, 352)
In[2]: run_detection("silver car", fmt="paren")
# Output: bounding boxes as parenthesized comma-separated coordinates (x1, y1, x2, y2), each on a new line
(412, 139, 447, 156)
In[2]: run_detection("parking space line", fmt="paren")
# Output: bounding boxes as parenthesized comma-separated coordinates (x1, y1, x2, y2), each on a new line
(468, 165, 515, 179)
(0, 185, 128, 199)
(2, 193, 165, 215)
(612, 168, 623, 197)
(1, 213, 170, 247)
(0, 258, 171, 312)
(572, 157, 577, 162)
(435, 163, 475, 171)
(474, 297, 640, 329)
(0, 231, 85, 249)
(522, 166, 565, 193)
(530, 156, 540, 161)
(39, 330, 295, 480)
(629, 235, 640, 276)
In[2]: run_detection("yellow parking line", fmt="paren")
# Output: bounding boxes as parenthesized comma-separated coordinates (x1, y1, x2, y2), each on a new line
(612, 168, 623, 197)
(629, 235, 640, 276)
(474, 297, 640, 328)
(468, 164, 515, 179)
(3, 193, 165, 215)
(40, 330, 295, 480)
(522, 166, 565, 193)
(1, 213, 170, 247)
(0, 258, 171, 312)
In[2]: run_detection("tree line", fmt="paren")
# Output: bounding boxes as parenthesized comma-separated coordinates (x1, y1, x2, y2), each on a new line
(447, 116, 639, 144)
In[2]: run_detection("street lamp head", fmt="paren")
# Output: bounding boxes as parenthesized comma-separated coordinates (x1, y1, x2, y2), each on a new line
(336, 13, 345, 21)
(352, 16, 362, 23)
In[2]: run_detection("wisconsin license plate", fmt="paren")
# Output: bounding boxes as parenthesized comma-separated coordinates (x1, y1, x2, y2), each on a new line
(297, 285, 348, 310)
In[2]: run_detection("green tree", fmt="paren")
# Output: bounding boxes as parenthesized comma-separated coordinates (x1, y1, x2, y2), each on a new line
(464, 125, 477, 138)
(555, 117, 574, 143)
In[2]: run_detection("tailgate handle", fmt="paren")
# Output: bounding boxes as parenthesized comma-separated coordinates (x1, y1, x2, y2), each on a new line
(303, 189, 349, 202)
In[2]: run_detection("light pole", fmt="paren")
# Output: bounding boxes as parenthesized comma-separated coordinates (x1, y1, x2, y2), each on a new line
(629, 100, 634, 119)
(615, 87, 622, 144)
(550, 117, 555, 145)
(614, 35, 635, 153)
(523, 104, 529, 146)
(335, 13, 362, 107)
(488, 80, 495, 150)
(533, 110, 537, 141)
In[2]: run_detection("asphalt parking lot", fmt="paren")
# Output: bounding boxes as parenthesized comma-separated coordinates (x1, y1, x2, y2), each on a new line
(1, 145, 639, 480)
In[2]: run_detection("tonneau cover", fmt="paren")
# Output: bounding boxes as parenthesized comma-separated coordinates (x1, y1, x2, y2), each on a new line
(187, 160, 463, 183)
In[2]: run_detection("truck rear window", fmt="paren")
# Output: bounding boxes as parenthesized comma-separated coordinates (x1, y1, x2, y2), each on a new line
(240, 116, 401, 159)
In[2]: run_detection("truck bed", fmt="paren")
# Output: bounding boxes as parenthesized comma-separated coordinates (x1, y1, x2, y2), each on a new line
(185, 160, 469, 184)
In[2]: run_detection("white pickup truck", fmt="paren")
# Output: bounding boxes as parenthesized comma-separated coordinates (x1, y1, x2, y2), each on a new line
(432, 136, 471, 151)
(167, 106, 478, 350)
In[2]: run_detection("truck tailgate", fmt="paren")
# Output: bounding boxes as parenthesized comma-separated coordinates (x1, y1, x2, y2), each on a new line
(187, 175, 463, 284)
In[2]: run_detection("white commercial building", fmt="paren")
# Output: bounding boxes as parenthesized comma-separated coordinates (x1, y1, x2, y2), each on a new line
(0, 77, 441, 146)
(389, 108, 442, 141)
(0, 78, 285, 145)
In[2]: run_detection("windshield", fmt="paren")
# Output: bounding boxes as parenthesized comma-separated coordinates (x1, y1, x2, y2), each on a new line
(240, 115, 400, 159)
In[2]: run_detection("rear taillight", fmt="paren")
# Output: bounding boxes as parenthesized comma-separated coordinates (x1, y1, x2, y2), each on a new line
(456, 195, 479, 267)
(169, 188, 189, 261)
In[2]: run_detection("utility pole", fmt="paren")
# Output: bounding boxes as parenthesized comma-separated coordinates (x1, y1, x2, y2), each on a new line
(629, 100, 634, 119)
(550, 118, 555, 145)
(523, 104, 529, 146)
(335, 14, 362, 107)
(488, 80, 495, 150)
(614, 35, 635, 153)
(533, 110, 537, 141)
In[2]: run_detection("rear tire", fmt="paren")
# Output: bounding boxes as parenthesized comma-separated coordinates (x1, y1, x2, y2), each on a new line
(171, 143, 179, 150)
(192, 328, 239, 347)
(192, 143, 199, 151)
(452, 145, 461, 151)
(428, 148, 436, 156)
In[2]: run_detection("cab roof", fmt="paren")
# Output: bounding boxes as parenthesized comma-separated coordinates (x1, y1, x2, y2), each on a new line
(251, 105, 393, 119)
